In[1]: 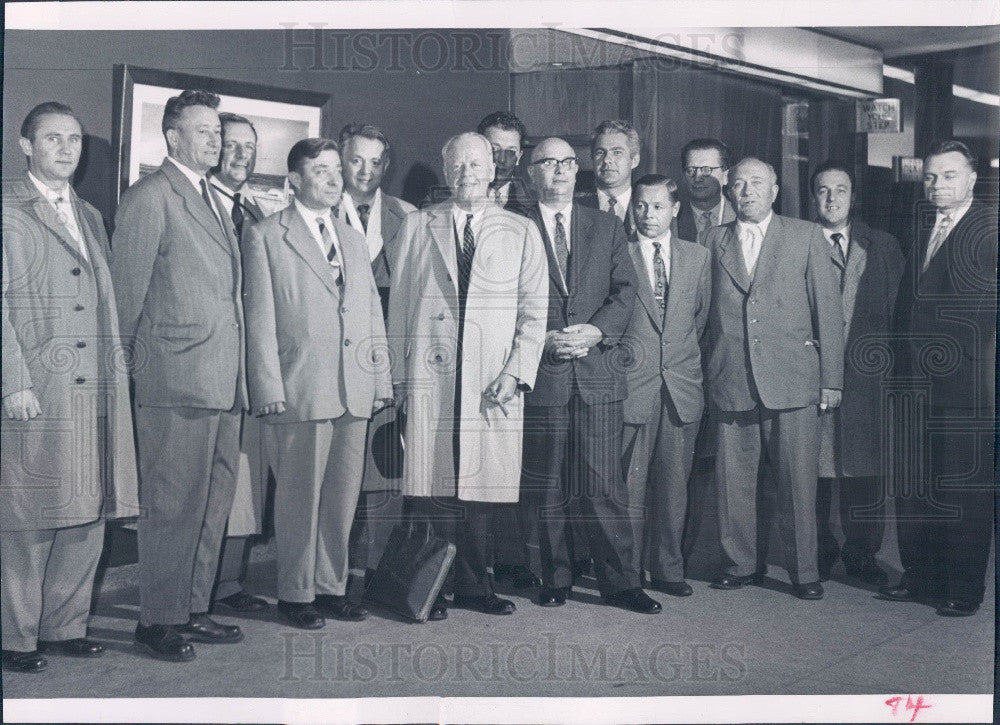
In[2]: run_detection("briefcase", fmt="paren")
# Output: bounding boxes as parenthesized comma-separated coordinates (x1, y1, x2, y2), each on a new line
(364, 520, 455, 623)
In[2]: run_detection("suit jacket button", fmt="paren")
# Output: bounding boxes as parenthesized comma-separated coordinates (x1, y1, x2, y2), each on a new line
(344, 339, 351, 347)
(75, 377, 86, 384)
(74, 304, 84, 311)
(749, 318, 757, 324)
(76, 341, 86, 348)
(437, 312, 445, 320)
(340, 307, 347, 314)
(71, 267, 81, 276)
(753, 338, 760, 344)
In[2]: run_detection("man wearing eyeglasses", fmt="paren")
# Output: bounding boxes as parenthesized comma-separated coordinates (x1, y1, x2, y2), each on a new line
(577, 120, 640, 236)
(675, 138, 737, 245)
(519, 137, 661, 615)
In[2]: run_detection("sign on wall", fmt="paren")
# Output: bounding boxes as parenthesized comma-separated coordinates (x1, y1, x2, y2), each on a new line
(856, 98, 903, 133)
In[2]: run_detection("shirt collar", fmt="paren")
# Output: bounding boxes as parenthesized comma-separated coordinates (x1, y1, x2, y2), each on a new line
(737, 210, 773, 238)
(451, 202, 486, 232)
(344, 187, 381, 212)
(937, 196, 973, 226)
(294, 198, 334, 230)
(598, 187, 631, 206)
(27, 171, 70, 202)
(638, 229, 671, 249)
(691, 199, 723, 223)
(822, 223, 851, 245)
(538, 200, 572, 226)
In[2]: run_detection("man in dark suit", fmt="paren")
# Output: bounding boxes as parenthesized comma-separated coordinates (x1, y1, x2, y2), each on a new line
(621, 175, 711, 598)
(1, 102, 139, 673)
(208, 112, 270, 615)
(881, 140, 997, 617)
(112, 90, 246, 661)
(675, 138, 737, 244)
(577, 120, 640, 236)
(477, 111, 534, 217)
(703, 157, 844, 601)
(810, 161, 904, 586)
(520, 136, 660, 614)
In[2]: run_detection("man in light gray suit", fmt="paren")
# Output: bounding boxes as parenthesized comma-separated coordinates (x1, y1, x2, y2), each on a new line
(112, 89, 246, 661)
(621, 175, 711, 598)
(244, 138, 393, 630)
(703, 157, 844, 600)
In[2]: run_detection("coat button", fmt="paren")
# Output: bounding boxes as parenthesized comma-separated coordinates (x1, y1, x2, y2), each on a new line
(344, 339, 351, 347)
(74, 304, 84, 311)
(753, 338, 760, 344)
(76, 341, 86, 348)
(749, 318, 757, 324)
(340, 307, 347, 313)
(434, 355, 443, 363)
(71, 267, 81, 276)
(437, 313, 445, 321)
(75, 377, 86, 384)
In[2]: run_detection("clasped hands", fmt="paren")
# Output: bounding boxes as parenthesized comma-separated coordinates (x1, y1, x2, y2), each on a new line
(546, 323, 603, 361)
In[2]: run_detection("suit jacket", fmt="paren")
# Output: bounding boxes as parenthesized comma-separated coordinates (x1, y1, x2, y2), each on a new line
(674, 197, 737, 245)
(497, 176, 536, 217)
(703, 213, 845, 412)
(387, 202, 548, 502)
(523, 202, 638, 408)
(243, 205, 392, 423)
(576, 188, 637, 237)
(1, 174, 139, 531)
(111, 159, 247, 411)
(350, 191, 417, 290)
(622, 234, 711, 425)
(818, 221, 904, 478)
(893, 200, 997, 412)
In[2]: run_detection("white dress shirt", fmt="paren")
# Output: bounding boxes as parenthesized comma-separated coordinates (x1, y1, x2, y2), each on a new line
(342, 188, 384, 262)
(638, 230, 671, 289)
(822, 224, 851, 260)
(597, 187, 631, 221)
(924, 196, 973, 268)
(28, 171, 89, 261)
(294, 199, 342, 272)
(450, 204, 486, 246)
(167, 156, 223, 228)
(737, 211, 773, 275)
(538, 201, 573, 251)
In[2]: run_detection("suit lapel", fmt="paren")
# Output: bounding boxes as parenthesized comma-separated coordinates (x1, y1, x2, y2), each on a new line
(568, 204, 594, 294)
(749, 214, 782, 291)
(22, 179, 91, 266)
(281, 207, 339, 295)
(663, 239, 688, 333)
(381, 197, 404, 243)
(627, 238, 662, 332)
(528, 205, 569, 297)
(717, 223, 751, 293)
(161, 161, 234, 256)
(428, 204, 458, 291)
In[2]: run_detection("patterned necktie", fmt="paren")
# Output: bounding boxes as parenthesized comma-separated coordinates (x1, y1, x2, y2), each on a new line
(700, 210, 714, 238)
(553, 212, 570, 282)
(357, 203, 371, 233)
(741, 224, 762, 277)
(317, 217, 343, 285)
(831, 232, 847, 291)
(231, 192, 245, 241)
(652, 241, 668, 312)
(607, 194, 618, 218)
(922, 213, 953, 273)
(458, 213, 475, 294)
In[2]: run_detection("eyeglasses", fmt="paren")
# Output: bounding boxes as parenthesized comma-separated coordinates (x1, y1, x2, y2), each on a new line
(684, 166, 724, 177)
(532, 157, 578, 170)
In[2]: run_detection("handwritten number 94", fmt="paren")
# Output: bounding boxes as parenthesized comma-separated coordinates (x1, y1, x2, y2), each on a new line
(885, 695, 932, 722)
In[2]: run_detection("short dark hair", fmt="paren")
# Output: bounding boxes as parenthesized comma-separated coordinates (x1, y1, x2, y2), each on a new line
(20, 101, 81, 141)
(924, 139, 978, 170)
(218, 112, 257, 140)
(634, 173, 679, 203)
(338, 123, 390, 156)
(476, 111, 527, 145)
(810, 161, 855, 195)
(287, 137, 340, 174)
(161, 89, 221, 135)
(681, 138, 731, 170)
(591, 119, 640, 156)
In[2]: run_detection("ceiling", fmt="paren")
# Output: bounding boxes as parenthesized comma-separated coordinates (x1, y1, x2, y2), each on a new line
(816, 26, 999, 58)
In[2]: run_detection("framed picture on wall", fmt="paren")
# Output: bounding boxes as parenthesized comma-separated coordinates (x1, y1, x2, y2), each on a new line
(111, 64, 330, 216)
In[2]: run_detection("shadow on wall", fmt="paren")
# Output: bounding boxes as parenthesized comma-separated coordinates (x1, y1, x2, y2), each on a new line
(401, 162, 441, 208)
(75, 134, 115, 232)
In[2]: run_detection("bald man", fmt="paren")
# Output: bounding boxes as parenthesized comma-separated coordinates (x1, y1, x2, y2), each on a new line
(702, 157, 844, 600)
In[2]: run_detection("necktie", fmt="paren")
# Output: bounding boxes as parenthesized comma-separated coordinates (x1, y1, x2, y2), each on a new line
(53, 195, 88, 260)
(458, 213, 475, 294)
(317, 217, 343, 285)
(741, 224, 762, 277)
(700, 210, 714, 238)
(652, 241, 668, 312)
(607, 194, 618, 218)
(831, 232, 847, 291)
(357, 203, 371, 233)
(553, 212, 569, 282)
(231, 191, 245, 240)
(199, 179, 222, 230)
(493, 185, 504, 206)
(922, 213, 953, 272)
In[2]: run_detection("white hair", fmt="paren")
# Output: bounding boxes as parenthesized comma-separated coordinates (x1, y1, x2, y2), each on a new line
(441, 132, 493, 163)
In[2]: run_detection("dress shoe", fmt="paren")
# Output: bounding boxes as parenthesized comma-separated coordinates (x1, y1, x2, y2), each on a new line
(214, 590, 269, 613)
(537, 586, 569, 607)
(427, 596, 448, 621)
(452, 593, 516, 615)
(937, 599, 979, 617)
(177, 613, 244, 643)
(314, 594, 368, 622)
(134, 624, 196, 662)
(843, 555, 889, 586)
(494, 563, 541, 589)
(2, 649, 47, 673)
(650, 578, 693, 597)
(792, 581, 824, 600)
(607, 588, 662, 614)
(877, 583, 920, 602)
(277, 601, 326, 629)
(709, 573, 759, 590)
(37, 638, 104, 658)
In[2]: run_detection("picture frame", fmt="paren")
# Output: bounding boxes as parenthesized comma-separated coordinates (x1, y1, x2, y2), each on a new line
(111, 64, 330, 216)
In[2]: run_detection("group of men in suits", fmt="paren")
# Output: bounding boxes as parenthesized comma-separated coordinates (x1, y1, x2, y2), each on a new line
(1, 93, 994, 672)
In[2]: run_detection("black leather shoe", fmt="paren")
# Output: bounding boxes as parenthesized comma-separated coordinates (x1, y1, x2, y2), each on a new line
(792, 581, 824, 600)
(37, 638, 104, 657)
(2, 649, 47, 673)
(452, 593, 516, 615)
(134, 624, 196, 662)
(710, 573, 759, 590)
(537, 586, 569, 607)
(277, 601, 326, 629)
(877, 583, 919, 602)
(494, 563, 542, 589)
(314, 594, 368, 622)
(650, 579, 693, 597)
(607, 588, 662, 614)
(214, 591, 269, 613)
(937, 599, 979, 617)
(177, 613, 244, 643)
(843, 556, 889, 586)
(427, 596, 448, 621)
